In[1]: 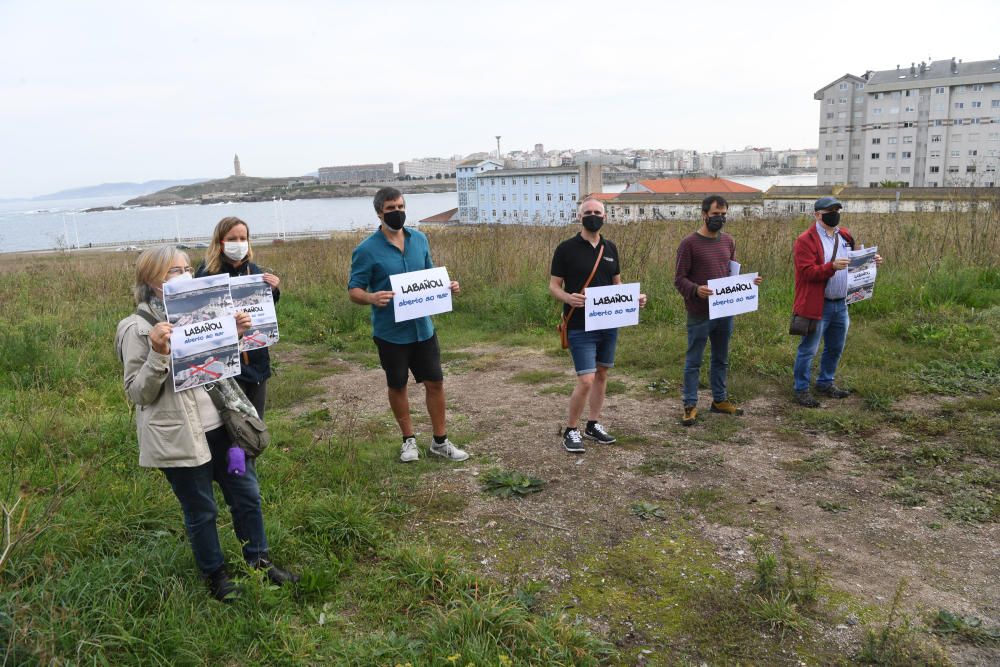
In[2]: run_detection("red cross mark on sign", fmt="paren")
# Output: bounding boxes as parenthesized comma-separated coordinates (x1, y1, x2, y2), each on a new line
(243, 333, 266, 347)
(189, 357, 223, 380)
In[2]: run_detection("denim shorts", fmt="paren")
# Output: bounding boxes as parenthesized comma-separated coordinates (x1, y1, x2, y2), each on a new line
(567, 328, 618, 375)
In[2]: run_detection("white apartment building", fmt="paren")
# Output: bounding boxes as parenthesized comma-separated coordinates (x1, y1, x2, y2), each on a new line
(455, 159, 503, 222)
(816, 57, 1000, 187)
(398, 157, 460, 179)
(457, 163, 602, 224)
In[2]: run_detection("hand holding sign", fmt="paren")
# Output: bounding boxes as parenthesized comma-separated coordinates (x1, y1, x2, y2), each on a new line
(389, 266, 453, 323)
(707, 272, 759, 320)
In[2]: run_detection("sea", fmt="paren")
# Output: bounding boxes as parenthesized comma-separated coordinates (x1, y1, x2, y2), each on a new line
(0, 173, 817, 254)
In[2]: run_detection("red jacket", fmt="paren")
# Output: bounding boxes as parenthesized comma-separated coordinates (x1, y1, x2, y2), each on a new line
(793, 224, 855, 320)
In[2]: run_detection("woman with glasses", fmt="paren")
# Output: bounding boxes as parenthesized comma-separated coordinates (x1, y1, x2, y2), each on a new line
(115, 245, 297, 602)
(195, 217, 281, 419)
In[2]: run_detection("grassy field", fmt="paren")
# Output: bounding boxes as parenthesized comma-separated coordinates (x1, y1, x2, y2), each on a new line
(1, 209, 998, 665)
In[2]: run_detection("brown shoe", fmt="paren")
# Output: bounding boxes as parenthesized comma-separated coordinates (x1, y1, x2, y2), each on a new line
(682, 405, 698, 426)
(710, 400, 744, 416)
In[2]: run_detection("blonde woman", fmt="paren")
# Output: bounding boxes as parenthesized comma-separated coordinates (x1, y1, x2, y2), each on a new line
(196, 217, 281, 418)
(115, 245, 297, 602)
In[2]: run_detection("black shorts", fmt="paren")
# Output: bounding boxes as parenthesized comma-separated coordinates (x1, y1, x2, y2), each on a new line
(373, 334, 444, 389)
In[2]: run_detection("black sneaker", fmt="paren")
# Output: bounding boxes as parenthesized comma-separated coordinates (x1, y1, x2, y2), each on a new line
(563, 428, 585, 453)
(249, 558, 300, 586)
(815, 384, 850, 399)
(205, 566, 241, 602)
(584, 422, 616, 444)
(795, 390, 820, 408)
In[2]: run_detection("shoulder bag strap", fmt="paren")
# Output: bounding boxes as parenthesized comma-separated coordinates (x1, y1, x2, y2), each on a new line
(563, 243, 606, 325)
(135, 308, 160, 328)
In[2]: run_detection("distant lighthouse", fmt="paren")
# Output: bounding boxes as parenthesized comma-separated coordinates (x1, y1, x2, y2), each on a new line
(234, 154, 243, 177)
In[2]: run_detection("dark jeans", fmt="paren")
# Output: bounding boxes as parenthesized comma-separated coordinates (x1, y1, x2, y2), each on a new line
(683, 315, 734, 406)
(161, 426, 268, 575)
(237, 379, 267, 419)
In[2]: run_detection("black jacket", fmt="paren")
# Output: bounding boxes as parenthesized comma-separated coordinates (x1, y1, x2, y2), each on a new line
(195, 259, 280, 385)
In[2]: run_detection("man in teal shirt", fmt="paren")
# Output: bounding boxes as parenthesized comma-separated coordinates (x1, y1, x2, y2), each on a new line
(348, 187, 470, 463)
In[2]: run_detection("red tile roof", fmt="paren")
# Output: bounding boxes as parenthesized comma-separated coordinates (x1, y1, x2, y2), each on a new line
(634, 178, 760, 194)
(419, 208, 459, 223)
(585, 192, 620, 200)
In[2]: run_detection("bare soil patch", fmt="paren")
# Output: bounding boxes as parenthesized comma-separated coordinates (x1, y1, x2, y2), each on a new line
(298, 343, 999, 665)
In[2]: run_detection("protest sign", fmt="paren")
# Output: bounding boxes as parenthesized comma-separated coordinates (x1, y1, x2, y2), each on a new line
(230, 274, 279, 351)
(846, 246, 878, 304)
(389, 266, 452, 323)
(584, 282, 641, 331)
(707, 272, 759, 320)
(163, 274, 241, 390)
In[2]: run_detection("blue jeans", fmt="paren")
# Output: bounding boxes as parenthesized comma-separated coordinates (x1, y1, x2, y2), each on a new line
(683, 315, 734, 406)
(161, 427, 268, 574)
(794, 299, 850, 392)
(567, 328, 619, 375)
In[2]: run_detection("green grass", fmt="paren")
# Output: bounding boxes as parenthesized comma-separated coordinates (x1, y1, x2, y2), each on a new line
(1, 215, 999, 663)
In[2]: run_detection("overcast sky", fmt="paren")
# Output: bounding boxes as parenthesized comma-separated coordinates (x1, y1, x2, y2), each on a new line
(2, 0, 998, 198)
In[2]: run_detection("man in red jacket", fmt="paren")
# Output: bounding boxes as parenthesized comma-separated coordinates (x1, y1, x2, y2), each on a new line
(792, 196, 882, 407)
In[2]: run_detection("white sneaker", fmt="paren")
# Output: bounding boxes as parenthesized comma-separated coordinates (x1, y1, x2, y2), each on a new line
(429, 438, 470, 462)
(400, 437, 419, 463)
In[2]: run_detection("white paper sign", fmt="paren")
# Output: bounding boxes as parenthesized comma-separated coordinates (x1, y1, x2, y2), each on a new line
(846, 245, 878, 305)
(230, 274, 279, 351)
(168, 317, 241, 391)
(584, 282, 641, 331)
(163, 274, 241, 390)
(707, 272, 759, 320)
(389, 266, 453, 323)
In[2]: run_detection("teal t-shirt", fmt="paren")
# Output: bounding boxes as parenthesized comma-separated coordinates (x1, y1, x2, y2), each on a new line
(348, 227, 436, 344)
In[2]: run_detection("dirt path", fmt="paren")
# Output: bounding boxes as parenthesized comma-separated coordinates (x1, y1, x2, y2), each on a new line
(304, 343, 999, 665)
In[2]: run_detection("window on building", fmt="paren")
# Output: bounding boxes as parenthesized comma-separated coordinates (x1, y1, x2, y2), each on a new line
(972, 84, 984, 92)
(902, 151, 912, 158)
(888, 137, 897, 144)
(856, 82, 865, 90)
(835, 154, 845, 160)
(902, 166, 912, 174)
(851, 153, 861, 160)
(887, 152, 897, 159)
(501, 194, 506, 201)
(886, 167, 896, 176)
(993, 100, 1000, 108)
(935, 104, 945, 112)
(934, 118, 944, 125)
(967, 165, 977, 173)
(571, 194, 577, 201)
(930, 151, 941, 158)
(839, 97, 848, 104)
(954, 102, 965, 109)
(836, 139, 846, 146)
(838, 111, 847, 118)
(823, 168, 832, 175)
(546, 193, 552, 201)
(839, 82, 848, 91)
(948, 166, 960, 173)
(824, 140, 833, 147)
(523, 178, 528, 184)
(930, 165, 940, 173)
(854, 111, 863, 118)
(972, 101, 983, 108)
(872, 108, 882, 115)
(871, 153, 880, 159)
(824, 155, 832, 161)
(558, 194, 564, 201)
(903, 136, 913, 143)
(951, 150, 960, 157)
(902, 121, 914, 128)
(969, 149, 978, 156)
(835, 168, 844, 176)
(855, 97, 863, 104)
(934, 86, 945, 94)
(534, 194, 540, 201)
(872, 137, 881, 144)
(904, 106, 915, 113)
(931, 135, 942, 142)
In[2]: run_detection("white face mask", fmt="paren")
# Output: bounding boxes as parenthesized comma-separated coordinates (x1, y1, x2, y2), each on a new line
(165, 270, 193, 283)
(223, 241, 249, 262)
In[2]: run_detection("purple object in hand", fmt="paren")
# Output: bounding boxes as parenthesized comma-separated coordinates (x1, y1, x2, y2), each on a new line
(227, 446, 246, 476)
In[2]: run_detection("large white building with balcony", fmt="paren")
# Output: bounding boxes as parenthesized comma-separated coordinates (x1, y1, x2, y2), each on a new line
(816, 57, 1000, 187)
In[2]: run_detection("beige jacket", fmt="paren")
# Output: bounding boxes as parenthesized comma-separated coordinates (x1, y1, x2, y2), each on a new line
(115, 303, 212, 468)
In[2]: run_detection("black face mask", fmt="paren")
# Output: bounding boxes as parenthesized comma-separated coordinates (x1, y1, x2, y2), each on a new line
(581, 214, 604, 232)
(706, 214, 726, 232)
(821, 211, 840, 227)
(383, 210, 406, 230)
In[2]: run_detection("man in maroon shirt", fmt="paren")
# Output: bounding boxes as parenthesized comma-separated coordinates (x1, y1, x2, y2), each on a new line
(674, 195, 763, 426)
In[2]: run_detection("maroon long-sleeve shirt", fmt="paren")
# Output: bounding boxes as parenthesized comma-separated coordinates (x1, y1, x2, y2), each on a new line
(674, 232, 736, 318)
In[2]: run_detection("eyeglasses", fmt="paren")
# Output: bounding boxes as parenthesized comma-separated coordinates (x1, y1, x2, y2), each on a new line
(165, 266, 194, 277)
